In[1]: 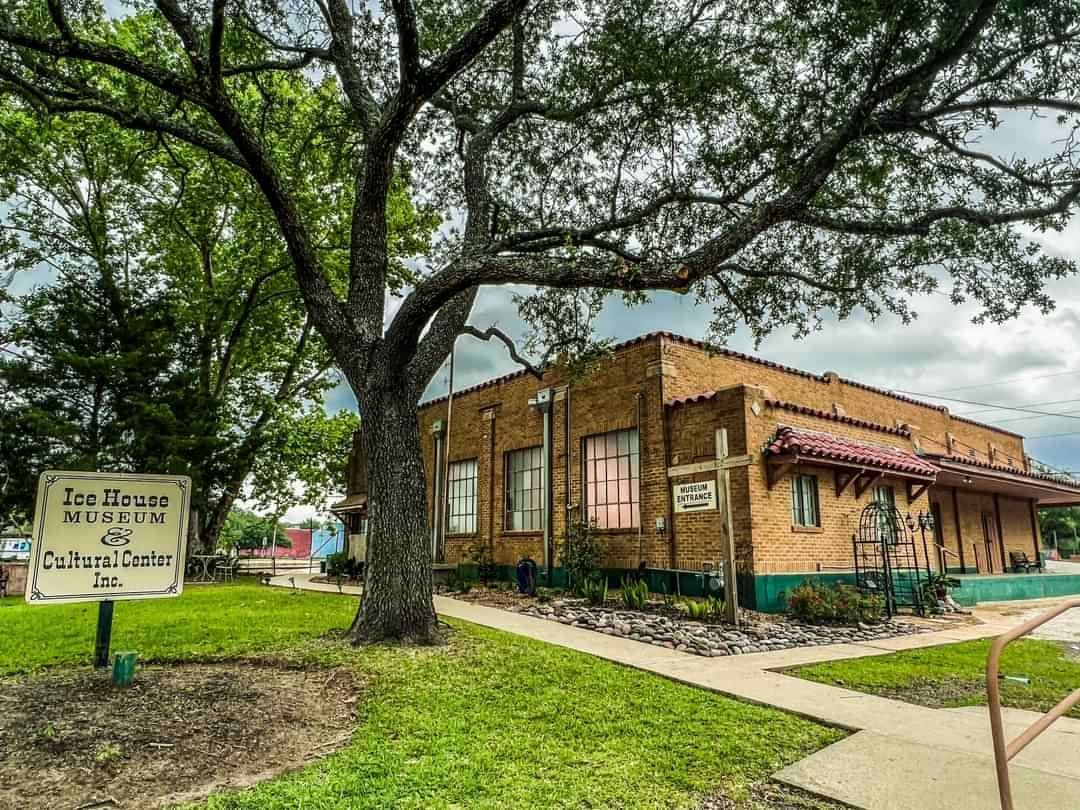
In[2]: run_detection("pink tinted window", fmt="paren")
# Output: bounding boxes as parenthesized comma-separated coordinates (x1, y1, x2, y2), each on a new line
(583, 429, 640, 529)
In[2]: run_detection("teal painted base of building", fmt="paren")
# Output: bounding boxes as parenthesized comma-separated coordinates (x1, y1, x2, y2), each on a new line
(951, 572, 1080, 606)
(451, 564, 1080, 614)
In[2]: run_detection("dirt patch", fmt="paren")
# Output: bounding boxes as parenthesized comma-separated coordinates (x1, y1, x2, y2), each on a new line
(700, 781, 851, 809)
(0, 662, 358, 810)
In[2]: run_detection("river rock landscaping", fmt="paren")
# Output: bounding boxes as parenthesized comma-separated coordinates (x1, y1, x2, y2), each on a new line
(511, 600, 922, 657)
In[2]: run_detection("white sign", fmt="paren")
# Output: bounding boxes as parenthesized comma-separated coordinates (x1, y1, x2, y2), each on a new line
(27, 471, 190, 604)
(673, 480, 717, 513)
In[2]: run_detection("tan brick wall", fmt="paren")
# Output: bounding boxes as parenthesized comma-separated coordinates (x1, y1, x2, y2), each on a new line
(659, 339, 1026, 469)
(927, 488, 1039, 573)
(341, 332, 1044, 581)
(665, 387, 753, 574)
(418, 341, 673, 570)
(743, 393, 934, 575)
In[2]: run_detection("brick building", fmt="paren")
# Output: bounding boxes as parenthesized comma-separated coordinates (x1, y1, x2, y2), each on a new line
(335, 332, 1080, 610)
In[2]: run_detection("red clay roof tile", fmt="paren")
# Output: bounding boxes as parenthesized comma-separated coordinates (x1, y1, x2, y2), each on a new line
(765, 425, 938, 478)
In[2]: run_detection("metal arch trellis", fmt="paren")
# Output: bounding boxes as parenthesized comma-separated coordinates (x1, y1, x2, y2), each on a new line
(852, 501, 928, 618)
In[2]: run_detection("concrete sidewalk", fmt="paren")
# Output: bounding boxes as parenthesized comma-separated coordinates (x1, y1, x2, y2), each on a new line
(273, 574, 1080, 809)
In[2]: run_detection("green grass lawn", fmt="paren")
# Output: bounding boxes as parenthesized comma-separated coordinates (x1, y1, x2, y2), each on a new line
(0, 583, 355, 673)
(792, 637, 1080, 718)
(1, 583, 843, 809)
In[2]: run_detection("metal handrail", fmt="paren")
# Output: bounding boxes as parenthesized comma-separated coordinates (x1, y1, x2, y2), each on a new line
(986, 599, 1080, 809)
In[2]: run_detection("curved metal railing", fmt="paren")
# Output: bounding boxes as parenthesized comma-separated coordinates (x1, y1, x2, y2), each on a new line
(986, 599, 1080, 809)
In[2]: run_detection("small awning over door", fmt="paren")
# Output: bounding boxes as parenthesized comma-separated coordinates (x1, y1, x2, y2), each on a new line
(764, 425, 937, 498)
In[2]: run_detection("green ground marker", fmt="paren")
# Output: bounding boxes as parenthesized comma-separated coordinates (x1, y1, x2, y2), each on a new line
(112, 651, 137, 687)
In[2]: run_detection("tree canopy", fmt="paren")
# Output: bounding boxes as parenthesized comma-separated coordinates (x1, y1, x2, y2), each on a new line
(0, 68, 431, 542)
(2, 0, 1079, 641)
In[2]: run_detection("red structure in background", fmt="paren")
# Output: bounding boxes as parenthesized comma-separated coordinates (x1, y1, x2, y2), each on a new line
(248, 528, 312, 559)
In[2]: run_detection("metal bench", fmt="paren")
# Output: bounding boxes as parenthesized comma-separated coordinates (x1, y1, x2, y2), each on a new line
(1008, 550, 1037, 574)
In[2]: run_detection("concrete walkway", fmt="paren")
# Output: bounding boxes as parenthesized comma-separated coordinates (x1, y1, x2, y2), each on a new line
(272, 574, 1080, 809)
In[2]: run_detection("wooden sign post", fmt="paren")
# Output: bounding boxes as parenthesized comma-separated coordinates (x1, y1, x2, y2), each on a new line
(714, 429, 740, 625)
(667, 428, 750, 626)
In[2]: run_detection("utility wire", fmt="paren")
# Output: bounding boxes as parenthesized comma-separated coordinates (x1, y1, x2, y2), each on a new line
(893, 389, 1080, 421)
(954, 396, 1080, 417)
(922, 368, 1080, 394)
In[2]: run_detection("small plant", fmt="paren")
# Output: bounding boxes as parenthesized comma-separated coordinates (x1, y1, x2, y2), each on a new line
(446, 570, 475, 593)
(560, 520, 602, 595)
(95, 744, 123, 765)
(620, 576, 650, 611)
(920, 572, 962, 612)
(37, 723, 57, 742)
(466, 541, 499, 584)
(658, 582, 676, 608)
(786, 579, 884, 624)
(681, 596, 725, 621)
(580, 576, 608, 606)
(325, 551, 349, 578)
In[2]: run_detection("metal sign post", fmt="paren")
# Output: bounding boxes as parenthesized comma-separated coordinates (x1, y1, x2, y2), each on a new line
(94, 600, 115, 668)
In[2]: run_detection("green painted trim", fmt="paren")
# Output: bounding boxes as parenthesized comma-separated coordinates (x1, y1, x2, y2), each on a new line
(752, 573, 856, 614)
(950, 573, 1080, 607)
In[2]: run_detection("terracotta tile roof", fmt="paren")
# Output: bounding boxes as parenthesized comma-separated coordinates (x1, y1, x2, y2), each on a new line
(665, 390, 719, 408)
(763, 399, 910, 437)
(765, 425, 938, 478)
(923, 453, 1080, 491)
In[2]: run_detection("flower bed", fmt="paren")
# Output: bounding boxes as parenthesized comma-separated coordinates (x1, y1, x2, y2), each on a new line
(514, 600, 922, 657)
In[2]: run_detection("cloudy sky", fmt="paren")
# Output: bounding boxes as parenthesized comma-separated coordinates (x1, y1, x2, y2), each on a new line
(324, 255, 1080, 478)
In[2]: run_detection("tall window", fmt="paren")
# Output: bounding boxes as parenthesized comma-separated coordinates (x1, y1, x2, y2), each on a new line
(584, 429, 640, 529)
(791, 474, 820, 527)
(875, 485, 897, 543)
(505, 447, 544, 531)
(446, 459, 478, 534)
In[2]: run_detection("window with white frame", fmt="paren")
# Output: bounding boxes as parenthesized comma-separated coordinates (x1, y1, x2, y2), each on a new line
(446, 459, 478, 534)
(791, 474, 820, 527)
(583, 429, 640, 529)
(505, 446, 544, 531)
(875, 484, 898, 543)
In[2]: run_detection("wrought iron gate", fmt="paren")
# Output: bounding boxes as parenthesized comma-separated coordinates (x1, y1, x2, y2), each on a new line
(852, 501, 927, 618)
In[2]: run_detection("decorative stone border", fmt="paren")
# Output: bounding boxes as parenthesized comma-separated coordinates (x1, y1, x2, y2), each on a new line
(515, 601, 922, 657)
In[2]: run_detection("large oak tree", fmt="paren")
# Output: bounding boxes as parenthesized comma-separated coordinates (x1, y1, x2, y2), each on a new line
(2, 0, 1079, 643)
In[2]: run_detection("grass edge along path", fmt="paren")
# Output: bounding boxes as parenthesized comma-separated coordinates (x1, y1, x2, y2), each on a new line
(2, 585, 846, 809)
(790, 636, 1080, 720)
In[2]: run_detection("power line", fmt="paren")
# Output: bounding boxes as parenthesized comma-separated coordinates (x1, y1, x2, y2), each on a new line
(923, 368, 1080, 394)
(954, 396, 1080, 417)
(892, 389, 1080, 422)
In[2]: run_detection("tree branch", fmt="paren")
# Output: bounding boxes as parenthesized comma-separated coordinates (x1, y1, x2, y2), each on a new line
(461, 325, 543, 378)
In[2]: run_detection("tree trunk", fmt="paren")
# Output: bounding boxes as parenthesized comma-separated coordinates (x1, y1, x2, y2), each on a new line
(200, 485, 241, 552)
(347, 380, 440, 645)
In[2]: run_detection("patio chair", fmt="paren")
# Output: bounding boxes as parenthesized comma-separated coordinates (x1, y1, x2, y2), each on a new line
(214, 557, 240, 583)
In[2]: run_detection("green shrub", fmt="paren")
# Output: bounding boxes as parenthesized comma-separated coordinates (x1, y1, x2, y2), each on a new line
(560, 521, 602, 595)
(786, 579, 884, 625)
(466, 541, 499, 584)
(620, 576, 650, 611)
(446, 569, 477, 593)
(325, 551, 348, 578)
(580, 576, 608, 606)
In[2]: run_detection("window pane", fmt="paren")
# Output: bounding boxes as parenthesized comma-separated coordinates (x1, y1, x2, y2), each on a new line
(580, 429, 640, 529)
